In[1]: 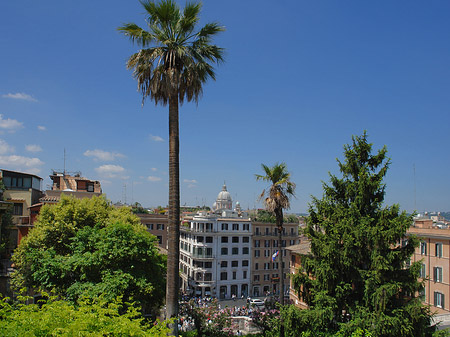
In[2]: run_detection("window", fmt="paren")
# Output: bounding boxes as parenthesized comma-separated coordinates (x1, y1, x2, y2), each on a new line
(434, 267, 443, 283)
(242, 260, 249, 267)
(254, 275, 260, 282)
(264, 250, 270, 257)
(243, 247, 249, 254)
(232, 236, 239, 243)
(435, 292, 445, 309)
(147, 224, 154, 230)
(405, 258, 411, 268)
(436, 243, 443, 258)
(420, 242, 427, 255)
(157, 224, 164, 230)
(232, 271, 237, 280)
(265, 240, 270, 248)
(264, 274, 270, 281)
(13, 203, 23, 216)
(255, 228, 260, 235)
(206, 236, 213, 243)
(255, 263, 259, 270)
(243, 223, 249, 231)
(221, 236, 228, 243)
(204, 273, 212, 281)
(254, 250, 260, 257)
(221, 247, 228, 255)
(419, 288, 425, 301)
(232, 261, 238, 267)
(290, 240, 295, 245)
(243, 237, 249, 243)
(264, 263, 270, 270)
(232, 223, 239, 230)
(157, 236, 162, 244)
(290, 228, 295, 235)
(255, 240, 260, 248)
(420, 264, 426, 278)
(205, 262, 212, 268)
(197, 236, 204, 242)
(243, 271, 247, 279)
(221, 261, 228, 268)
(221, 272, 227, 280)
(232, 247, 239, 255)
(222, 223, 228, 230)
(206, 248, 212, 257)
(265, 228, 270, 235)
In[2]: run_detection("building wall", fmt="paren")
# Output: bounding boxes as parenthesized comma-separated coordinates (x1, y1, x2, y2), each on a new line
(409, 225, 450, 314)
(137, 213, 168, 248)
(179, 214, 252, 299)
(251, 222, 300, 298)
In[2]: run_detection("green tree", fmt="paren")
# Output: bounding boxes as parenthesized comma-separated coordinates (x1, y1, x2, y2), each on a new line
(11, 195, 166, 316)
(118, 0, 224, 322)
(292, 133, 438, 336)
(0, 295, 171, 336)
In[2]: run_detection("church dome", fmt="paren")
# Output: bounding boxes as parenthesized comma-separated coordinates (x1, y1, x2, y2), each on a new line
(215, 184, 232, 210)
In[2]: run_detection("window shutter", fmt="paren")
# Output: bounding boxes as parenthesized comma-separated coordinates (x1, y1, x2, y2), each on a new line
(434, 292, 437, 306)
(443, 294, 445, 309)
(434, 267, 437, 282)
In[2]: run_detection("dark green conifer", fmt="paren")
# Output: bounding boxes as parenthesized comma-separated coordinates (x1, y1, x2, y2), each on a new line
(292, 132, 437, 336)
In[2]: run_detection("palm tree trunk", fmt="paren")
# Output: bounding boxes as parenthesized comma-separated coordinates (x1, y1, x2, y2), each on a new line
(166, 94, 180, 327)
(276, 208, 285, 337)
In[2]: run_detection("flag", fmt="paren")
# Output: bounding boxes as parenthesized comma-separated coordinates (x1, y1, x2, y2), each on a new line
(272, 250, 279, 262)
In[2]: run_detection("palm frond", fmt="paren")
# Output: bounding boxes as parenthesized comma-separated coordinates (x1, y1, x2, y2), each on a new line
(120, 0, 224, 106)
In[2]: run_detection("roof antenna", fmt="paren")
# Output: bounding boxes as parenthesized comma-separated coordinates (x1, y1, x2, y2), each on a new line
(64, 148, 66, 176)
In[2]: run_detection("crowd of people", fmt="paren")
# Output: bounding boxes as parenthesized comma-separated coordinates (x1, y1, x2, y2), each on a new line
(178, 295, 268, 334)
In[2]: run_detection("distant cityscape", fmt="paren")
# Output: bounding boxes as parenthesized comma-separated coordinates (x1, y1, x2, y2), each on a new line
(1, 167, 450, 322)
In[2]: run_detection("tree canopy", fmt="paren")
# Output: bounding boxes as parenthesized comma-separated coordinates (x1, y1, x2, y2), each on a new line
(291, 133, 438, 336)
(0, 296, 170, 336)
(11, 195, 166, 316)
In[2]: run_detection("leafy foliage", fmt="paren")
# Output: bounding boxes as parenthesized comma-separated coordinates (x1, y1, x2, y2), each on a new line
(0, 181, 13, 259)
(253, 210, 298, 224)
(291, 133, 440, 336)
(11, 195, 166, 315)
(0, 295, 171, 336)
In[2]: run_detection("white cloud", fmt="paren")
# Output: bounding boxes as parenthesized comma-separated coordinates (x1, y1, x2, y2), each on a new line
(37, 125, 47, 131)
(147, 176, 162, 182)
(25, 144, 42, 153)
(84, 149, 125, 161)
(2, 92, 37, 102)
(150, 135, 164, 142)
(0, 114, 23, 132)
(0, 139, 15, 154)
(151, 167, 158, 172)
(95, 164, 126, 179)
(183, 179, 198, 184)
(0, 155, 44, 173)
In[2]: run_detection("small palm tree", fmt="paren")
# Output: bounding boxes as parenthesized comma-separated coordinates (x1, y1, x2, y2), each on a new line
(118, 0, 224, 323)
(255, 163, 295, 306)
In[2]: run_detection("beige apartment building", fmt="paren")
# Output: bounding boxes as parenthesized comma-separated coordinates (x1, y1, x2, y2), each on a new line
(137, 213, 168, 249)
(251, 221, 300, 297)
(408, 216, 450, 314)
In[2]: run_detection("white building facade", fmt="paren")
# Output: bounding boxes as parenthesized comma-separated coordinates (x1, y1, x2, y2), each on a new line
(180, 184, 252, 299)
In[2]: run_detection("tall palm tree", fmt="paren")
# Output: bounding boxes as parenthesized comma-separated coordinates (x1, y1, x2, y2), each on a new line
(118, 0, 224, 322)
(255, 163, 295, 307)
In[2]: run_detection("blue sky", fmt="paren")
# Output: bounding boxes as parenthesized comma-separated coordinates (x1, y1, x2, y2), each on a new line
(1, 1, 449, 213)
